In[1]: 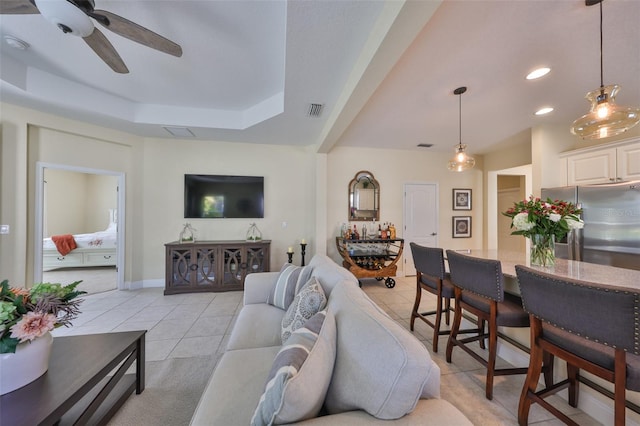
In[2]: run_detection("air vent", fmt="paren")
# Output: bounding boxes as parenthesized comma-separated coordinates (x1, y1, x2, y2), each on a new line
(308, 103, 324, 117)
(163, 126, 195, 137)
(417, 143, 433, 148)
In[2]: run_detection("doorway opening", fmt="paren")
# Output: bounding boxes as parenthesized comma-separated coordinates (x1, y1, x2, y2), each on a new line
(487, 165, 532, 252)
(34, 163, 125, 293)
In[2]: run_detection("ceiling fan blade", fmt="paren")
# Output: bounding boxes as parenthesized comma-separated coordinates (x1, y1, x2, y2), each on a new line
(92, 10, 182, 57)
(83, 28, 129, 74)
(0, 0, 39, 14)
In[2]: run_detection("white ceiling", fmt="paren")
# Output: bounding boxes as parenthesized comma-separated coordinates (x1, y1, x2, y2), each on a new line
(1, 0, 639, 155)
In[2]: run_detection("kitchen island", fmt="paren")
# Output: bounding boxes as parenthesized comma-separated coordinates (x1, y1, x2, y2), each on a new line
(449, 249, 640, 292)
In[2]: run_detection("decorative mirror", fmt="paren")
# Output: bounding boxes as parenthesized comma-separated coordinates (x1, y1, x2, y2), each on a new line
(348, 170, 380, 221)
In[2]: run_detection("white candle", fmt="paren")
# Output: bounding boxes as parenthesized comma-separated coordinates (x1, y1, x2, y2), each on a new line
(287, 246, 293, 253)
(301, 239, 306, 245)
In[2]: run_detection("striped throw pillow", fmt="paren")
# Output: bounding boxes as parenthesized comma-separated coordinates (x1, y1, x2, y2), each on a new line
(267, 264, 302, 310)
(251, 309, 336, 426)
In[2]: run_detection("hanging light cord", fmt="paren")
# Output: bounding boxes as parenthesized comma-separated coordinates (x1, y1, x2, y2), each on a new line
(599, 1, 604, 91)
(452, 86, 467, 155)
(458, 91, 462, 148)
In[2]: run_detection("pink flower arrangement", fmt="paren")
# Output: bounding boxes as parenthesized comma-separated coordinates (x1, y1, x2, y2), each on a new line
(10, 311, 57, 342)
(1, 280, 85, 354)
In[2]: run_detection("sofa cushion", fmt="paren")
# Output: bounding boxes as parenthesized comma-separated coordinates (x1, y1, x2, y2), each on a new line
(226, 304, 286, 351)
(251, 310, 336, 426)
(310, 259, 359, 297)
(267, 264, 302, 310)
(281, 277, 327, 343)
(189, 346, 281, 426)
(324, 281, 439, 419)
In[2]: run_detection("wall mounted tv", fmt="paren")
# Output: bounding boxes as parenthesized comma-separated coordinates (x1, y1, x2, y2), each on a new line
(184, 174, 264, 218)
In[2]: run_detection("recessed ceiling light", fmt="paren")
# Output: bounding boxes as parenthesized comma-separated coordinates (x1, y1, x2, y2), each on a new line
(535, 107, 554, 116)
(526, 67, 551, 80)
(4, 35, 30, 50)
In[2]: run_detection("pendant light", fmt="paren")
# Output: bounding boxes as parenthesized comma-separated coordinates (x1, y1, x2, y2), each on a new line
(571, 0, 640, 139)
(447, 86, 475, 172)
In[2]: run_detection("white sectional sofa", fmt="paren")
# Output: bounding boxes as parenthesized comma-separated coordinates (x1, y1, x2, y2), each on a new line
(190, 254, 471, 425)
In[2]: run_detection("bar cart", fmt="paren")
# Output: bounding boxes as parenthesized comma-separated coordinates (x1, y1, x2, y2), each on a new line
(335, 237, 404, 288)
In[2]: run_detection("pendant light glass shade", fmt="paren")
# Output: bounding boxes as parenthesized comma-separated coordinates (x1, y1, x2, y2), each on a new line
(571, 85, 640, 139)
(448, 86, 475, 172)
(570, 0, 640, 139)
(447, 143, 476, 172)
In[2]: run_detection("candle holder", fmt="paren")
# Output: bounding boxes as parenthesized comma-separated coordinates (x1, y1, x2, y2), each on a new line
(300, 243, 307, 266)
(287, 251, 294, 264)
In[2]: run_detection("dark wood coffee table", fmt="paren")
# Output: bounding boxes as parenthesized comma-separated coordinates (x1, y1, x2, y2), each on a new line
(1, 330, 145, 426)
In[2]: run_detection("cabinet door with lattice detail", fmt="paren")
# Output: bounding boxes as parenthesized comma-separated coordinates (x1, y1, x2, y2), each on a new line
(195, 247, 218, 287)
(246, 245, 269, 275)
(221, 247, 244, 290)
(168, 247, 193, 288)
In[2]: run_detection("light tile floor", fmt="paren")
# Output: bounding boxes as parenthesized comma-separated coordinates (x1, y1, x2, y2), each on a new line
(53, 276, 607, 425)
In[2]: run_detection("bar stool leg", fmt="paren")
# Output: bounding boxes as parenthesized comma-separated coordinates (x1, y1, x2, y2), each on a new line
(567, 364, 579, 407)
(433, 288, 443, 352)
(445, 298, 451, 325)
(445, 290, 463, 364)
(518, 322, 544, 426)
(479, 319, 486, 350)
(486, 315, 498, 400)
(542, 351, 554, 387)
(410, 276, 422, 332)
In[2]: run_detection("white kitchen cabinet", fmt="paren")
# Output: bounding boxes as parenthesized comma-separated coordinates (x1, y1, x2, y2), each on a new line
(566, 140, 640, 185)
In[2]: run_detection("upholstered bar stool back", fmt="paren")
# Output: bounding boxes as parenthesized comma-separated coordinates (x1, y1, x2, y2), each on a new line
(516, 265, 640, 426)
(409, 243, 456, 352)
(445, 250, 530, 400)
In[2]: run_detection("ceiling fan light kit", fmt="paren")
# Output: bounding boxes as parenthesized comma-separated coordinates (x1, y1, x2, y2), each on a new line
(571, 0, 640, 139)
(1, 0, 183, 74)
(447, 86, 476, 172)
(35, 0, 94, 37)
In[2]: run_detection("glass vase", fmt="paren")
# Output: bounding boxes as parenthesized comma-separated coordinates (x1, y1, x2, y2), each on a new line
(530, 234, 555, 267)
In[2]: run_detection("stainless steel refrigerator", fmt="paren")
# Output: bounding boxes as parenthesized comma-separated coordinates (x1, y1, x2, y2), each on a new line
(541, 181, 640, 271)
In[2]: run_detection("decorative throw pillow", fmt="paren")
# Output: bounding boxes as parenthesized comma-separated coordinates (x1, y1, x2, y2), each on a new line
(281, 277, 327, 344)
(294, 265, 313, 294)
(267, 264, 302, 310)
(251, 310, 336, 426)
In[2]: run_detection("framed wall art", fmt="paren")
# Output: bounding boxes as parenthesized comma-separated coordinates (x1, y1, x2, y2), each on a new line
(452, 216, 472, 238)
(452, 188, 472, 210)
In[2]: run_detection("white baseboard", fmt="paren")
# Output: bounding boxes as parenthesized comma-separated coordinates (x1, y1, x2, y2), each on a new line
(124, 279, 164, 290)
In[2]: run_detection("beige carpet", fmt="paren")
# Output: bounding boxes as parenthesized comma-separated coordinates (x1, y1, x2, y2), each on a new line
(108, 357, 216, 426)
(42, 266, 117, 294)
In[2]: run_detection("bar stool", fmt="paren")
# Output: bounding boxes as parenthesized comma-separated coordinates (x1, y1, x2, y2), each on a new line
(515, 265, 640, 426)
(445, 250, 530, 400)
(409, 243, 456, 352)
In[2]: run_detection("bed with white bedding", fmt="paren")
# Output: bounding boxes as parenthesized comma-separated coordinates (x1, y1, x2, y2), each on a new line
(42, 219, 117, 272)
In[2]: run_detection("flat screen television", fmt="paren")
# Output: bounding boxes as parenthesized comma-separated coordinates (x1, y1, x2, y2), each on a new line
(184, 174, 264, 218)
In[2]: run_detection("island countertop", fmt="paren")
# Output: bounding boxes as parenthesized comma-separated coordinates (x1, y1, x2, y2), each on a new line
(447, 249, 640, 292)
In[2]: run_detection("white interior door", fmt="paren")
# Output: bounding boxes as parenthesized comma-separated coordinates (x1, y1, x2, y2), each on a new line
(403, 183, 438, 276)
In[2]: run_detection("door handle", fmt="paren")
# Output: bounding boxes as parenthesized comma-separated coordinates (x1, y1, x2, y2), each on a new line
(431, 232, 437, 236)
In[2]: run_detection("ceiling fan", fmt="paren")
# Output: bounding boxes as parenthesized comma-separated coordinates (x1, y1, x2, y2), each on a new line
(0, 0, 182, 73)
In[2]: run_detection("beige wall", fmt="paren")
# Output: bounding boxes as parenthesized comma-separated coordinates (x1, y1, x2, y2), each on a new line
(326, 146, 484, 272)
(139, 138, 316, 283)
(44, 169, 117, 236)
